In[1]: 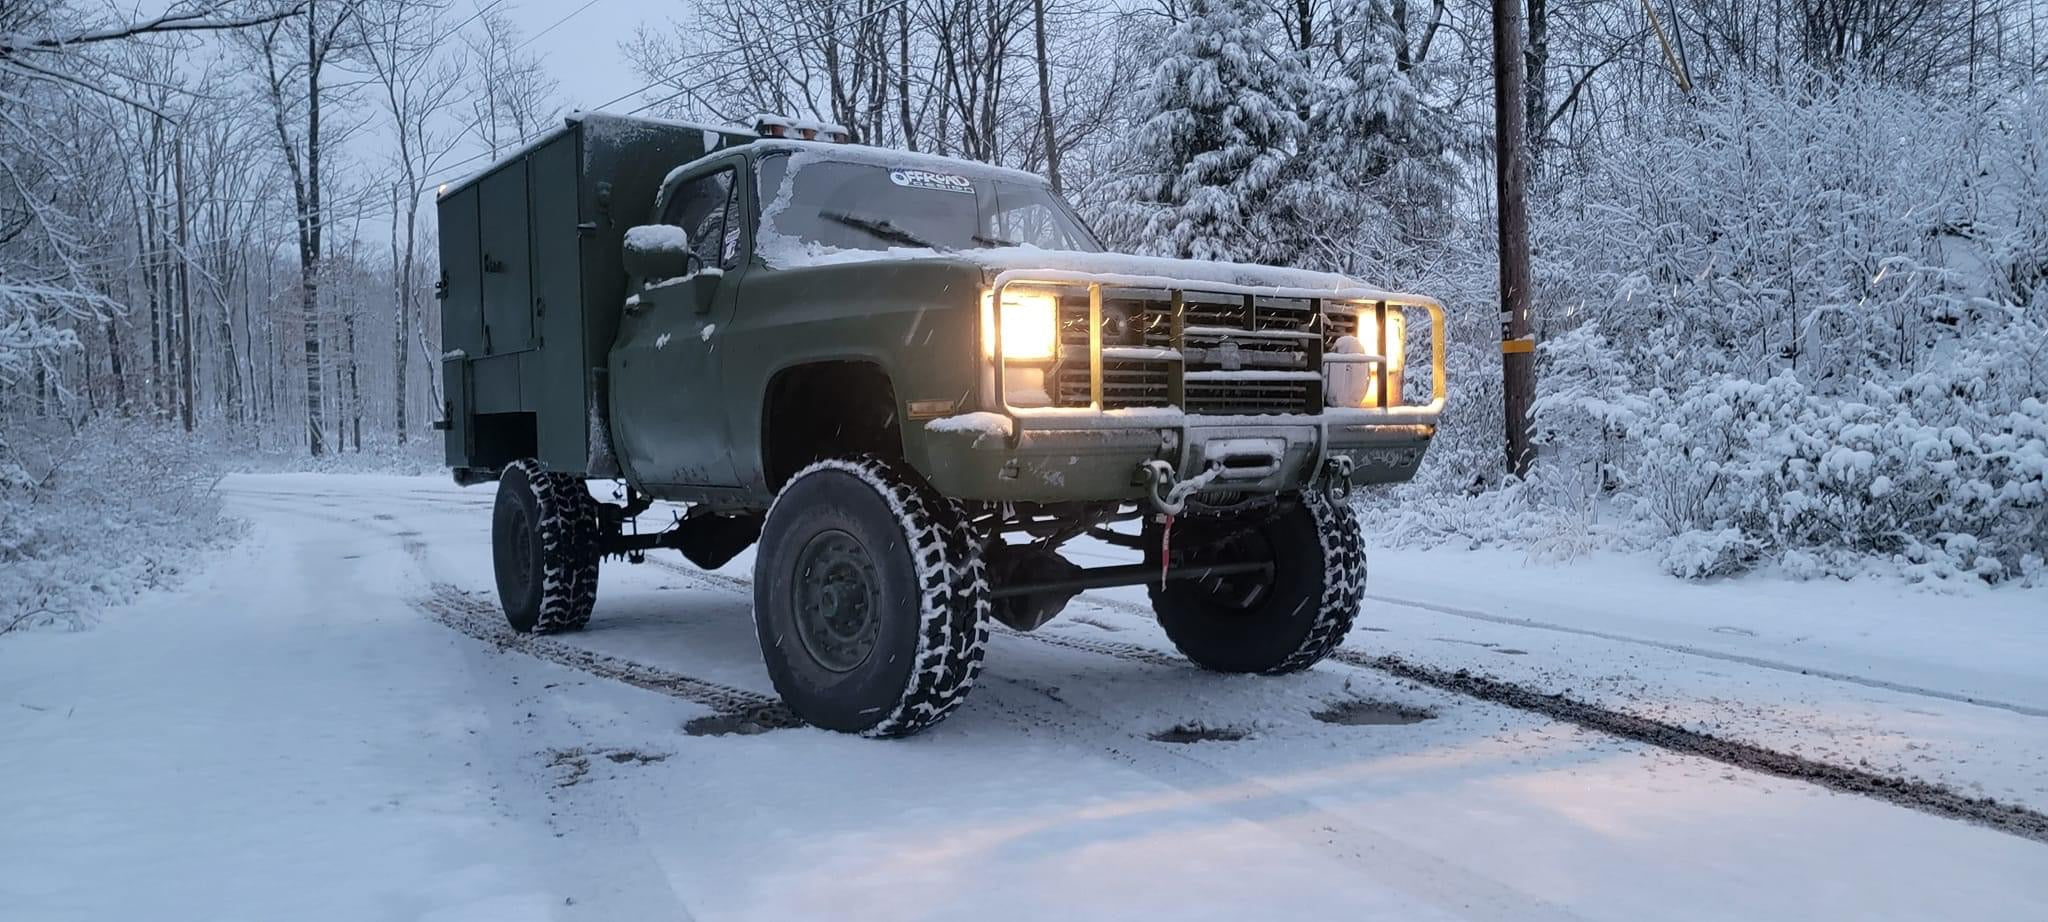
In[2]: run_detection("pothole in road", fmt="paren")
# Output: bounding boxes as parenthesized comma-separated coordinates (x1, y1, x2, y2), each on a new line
(1150, 722, 1250, 744)
(684, 707, 794, 737)
(1312, 698, 1436, 726)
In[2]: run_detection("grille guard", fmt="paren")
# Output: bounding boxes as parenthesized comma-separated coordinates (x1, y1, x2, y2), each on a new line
(983, 268, 1448, 440)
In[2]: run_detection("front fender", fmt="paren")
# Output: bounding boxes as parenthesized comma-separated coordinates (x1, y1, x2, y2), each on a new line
(721, 259, 986, 495)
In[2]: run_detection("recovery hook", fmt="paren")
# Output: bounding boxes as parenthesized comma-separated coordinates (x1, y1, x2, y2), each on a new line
(1135, 460, 1224, 517)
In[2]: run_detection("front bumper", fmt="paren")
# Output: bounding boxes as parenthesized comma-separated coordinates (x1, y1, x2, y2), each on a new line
(923, 267, 1444, 506)
(921, 409, 1434, 505)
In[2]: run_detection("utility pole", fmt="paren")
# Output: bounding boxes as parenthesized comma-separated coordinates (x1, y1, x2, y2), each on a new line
(1492, 0, 1536, 477)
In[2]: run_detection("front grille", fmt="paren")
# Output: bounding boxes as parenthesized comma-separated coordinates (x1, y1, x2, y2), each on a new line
(1052, 360, 1172, 408)
(1049, 289, 1323, 415)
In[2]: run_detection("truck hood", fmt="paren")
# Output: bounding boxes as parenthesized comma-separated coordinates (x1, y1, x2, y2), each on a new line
(758, 241, 1422, 302)
(963, 247, 1389, 296)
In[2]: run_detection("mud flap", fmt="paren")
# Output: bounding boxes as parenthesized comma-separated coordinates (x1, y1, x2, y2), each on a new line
(585, 366, 622, 479)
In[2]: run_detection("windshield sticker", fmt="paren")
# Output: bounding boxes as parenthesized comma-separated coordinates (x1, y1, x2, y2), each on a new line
(889, 169, 974, 194)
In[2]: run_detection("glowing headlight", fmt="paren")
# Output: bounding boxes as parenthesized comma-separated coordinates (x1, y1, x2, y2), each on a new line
(1359, 308, 1406, 378)
(980, 288, 1059, 361)
(1326, 306, 1407, 407)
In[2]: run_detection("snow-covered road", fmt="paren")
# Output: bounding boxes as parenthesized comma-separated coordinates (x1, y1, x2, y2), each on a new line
(3, 473, 2045, 921)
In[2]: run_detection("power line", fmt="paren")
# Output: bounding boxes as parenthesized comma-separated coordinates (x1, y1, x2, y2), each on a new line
(603, 0, 912, 116)
(435, 0, 515, 48)
(516, 0, 605, 51)
(421, 0, 913, 191)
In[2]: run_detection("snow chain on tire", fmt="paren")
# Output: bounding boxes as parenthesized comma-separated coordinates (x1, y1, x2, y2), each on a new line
(1270, 491, 1368, 674)
(504, 459, 602, 634)
(1149, 489, 1367, 674)
(776, 456, 991, 738)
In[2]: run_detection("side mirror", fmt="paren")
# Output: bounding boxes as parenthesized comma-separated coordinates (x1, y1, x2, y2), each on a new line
(623, 224, 699, 281)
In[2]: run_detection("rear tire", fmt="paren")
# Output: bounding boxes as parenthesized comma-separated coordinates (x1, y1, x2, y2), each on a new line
(492, 460, 602, 634)
(753, 456, 989, 737)
(1149, 492, 1365, 674)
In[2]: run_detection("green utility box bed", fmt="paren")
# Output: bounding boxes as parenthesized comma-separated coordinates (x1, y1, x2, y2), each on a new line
(437, 111, 752, 481)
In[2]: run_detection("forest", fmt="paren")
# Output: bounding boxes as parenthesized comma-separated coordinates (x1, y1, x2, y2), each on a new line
(2, 0, 2044, 629)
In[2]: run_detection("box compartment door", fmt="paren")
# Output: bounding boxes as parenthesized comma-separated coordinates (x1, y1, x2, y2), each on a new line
(479, 161, 534, 355)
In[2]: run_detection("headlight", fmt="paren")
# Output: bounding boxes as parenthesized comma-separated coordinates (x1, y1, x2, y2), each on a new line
(980, 288, 1059, 361)
(1326, 306, 1406, 407)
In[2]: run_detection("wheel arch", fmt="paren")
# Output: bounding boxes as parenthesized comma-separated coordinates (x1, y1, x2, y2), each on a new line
(758, 356, 924, 493)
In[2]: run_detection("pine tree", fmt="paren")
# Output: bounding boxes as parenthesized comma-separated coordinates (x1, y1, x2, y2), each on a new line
(1120, 0, 1306, 263)
(1292, 1, 1456, 245)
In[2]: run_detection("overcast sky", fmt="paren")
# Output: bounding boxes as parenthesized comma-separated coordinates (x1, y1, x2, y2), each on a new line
(501, 0, 661, 117)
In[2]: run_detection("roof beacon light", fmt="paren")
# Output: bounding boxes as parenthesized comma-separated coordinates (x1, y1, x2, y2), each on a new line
(751, 114, 794, 138)
(751, 113, 852, 143)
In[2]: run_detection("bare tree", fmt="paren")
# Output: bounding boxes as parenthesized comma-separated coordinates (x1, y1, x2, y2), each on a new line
(362, 0, 462, 444)
(255, 0, 363, 456)
(463, 8, 559, 157)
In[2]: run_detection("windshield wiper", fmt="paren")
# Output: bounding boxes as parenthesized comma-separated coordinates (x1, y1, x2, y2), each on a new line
(972, 233, 1020, 248)
(820, 210, 945, 251)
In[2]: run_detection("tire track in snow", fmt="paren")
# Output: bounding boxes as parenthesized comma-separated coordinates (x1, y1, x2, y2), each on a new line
(417, 586, 801, 729)
(231, 493, 799, 730)
(228, 491, 720, 917)
(642, 559, 2048, 843)
(1324, 648, 2048, 844)
(248, 494, 2048, 844)
(1364, 593, 2048, 719)
(1038, 609, 2048, 844)
(1061, 541, 2048, 719)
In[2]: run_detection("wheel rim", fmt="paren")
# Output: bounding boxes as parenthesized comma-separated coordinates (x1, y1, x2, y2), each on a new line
(507, 503, 536, 593)
(790, 529, 883, 672)
(1192, 527, 1274, 610)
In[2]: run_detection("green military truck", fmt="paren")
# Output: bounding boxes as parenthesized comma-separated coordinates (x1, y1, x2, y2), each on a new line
(436, 111, 1447, 737)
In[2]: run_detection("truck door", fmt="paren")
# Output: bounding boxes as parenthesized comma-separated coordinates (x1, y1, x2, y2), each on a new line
(609, 165, 744, 488)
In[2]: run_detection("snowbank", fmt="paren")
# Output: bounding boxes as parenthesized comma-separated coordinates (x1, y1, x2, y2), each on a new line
(1, 419, 241, 635)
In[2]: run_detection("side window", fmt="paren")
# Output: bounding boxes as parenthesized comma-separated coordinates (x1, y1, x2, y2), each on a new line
(659, 168, 736, 270)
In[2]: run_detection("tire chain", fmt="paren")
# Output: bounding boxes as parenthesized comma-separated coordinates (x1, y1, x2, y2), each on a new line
(1265, 491, 1367, 674)
(505, 460, 602, 634)
(776, 457, 992, 738)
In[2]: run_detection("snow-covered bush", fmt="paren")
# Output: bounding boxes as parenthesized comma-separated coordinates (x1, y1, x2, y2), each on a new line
(0, 418, 240, 635)
(1375, 72, 2048, 584)
(1661, 528, 1762, 580)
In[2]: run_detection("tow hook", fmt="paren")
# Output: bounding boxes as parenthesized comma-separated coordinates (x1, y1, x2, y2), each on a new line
(1135, 460, 1223, 516)
(1320, 456, 1355, 499)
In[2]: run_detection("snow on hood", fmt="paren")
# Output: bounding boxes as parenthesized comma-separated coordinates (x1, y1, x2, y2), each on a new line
(760, 241, 1426, 303)
(962, 248, 1405, 299)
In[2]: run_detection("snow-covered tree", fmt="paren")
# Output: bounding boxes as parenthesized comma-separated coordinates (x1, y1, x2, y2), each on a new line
(1259, 0, 1459, 270)
(1116, 0, 1306, 262)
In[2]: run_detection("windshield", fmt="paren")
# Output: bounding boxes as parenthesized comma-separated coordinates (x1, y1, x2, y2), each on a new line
(756, 152, 1101, 256)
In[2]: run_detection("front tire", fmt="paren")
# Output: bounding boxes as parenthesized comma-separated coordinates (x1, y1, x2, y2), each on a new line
(1149, 492, 1365, 674)
(753, 456, 989, 737)
(492, 460, 601, 634)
